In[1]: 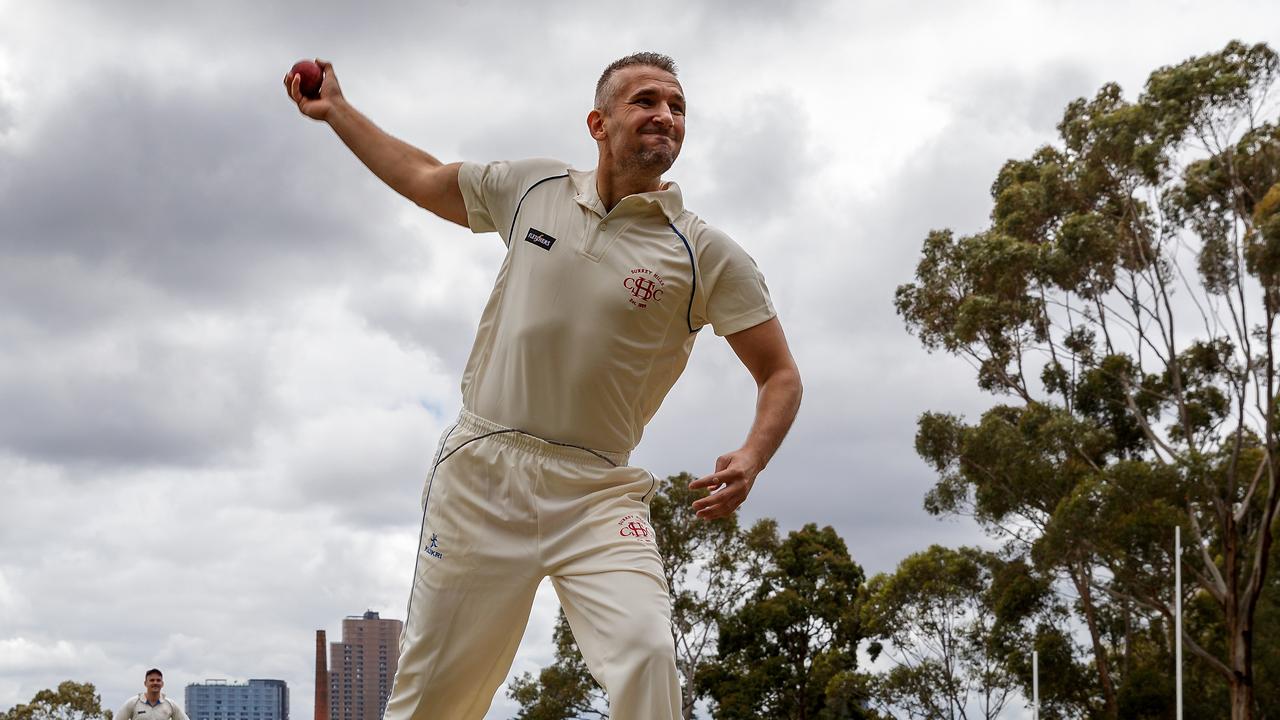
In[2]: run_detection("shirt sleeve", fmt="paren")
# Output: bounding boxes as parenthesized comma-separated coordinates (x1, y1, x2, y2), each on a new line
(168, 700, 190, 720)
(457, 158, 570, 244)
(690, 223, 777, 336)
(114, 698, 137, 720)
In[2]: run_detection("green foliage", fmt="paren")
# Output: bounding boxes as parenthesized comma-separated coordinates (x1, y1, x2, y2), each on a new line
(650, 472, 753, 717)
(1, 682, 112, 720)
(863, 546, 1027, 719)
(507, 612, 607, 720)
(1143, 41, 1278, 145)
(700, 522, 871, 719)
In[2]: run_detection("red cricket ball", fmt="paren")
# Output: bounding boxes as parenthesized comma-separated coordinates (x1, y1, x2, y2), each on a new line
(290, 59, 323, 99)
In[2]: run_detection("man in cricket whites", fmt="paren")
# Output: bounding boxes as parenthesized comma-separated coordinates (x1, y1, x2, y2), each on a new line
(285, 51, 802, 719)
(114, 669, 191, 720)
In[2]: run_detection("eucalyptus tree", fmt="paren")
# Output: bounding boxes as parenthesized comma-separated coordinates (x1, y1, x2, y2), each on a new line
(700, 521, 871, 720)
(1, 683, 112, 720)
(863, 546, 1034, 720)
(897, 41, 1280, 719)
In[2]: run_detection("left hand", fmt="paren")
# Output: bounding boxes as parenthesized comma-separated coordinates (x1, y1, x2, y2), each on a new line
(689, 448, 762, 520)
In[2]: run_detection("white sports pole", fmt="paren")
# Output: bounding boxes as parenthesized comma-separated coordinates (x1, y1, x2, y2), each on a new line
(1176, 526, 1183, 720)
(1032, 649, 1039, 720)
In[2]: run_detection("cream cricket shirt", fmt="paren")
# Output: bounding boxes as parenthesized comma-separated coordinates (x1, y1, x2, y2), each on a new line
(115, 695, 189, 720)
(457, 158, 776, 454)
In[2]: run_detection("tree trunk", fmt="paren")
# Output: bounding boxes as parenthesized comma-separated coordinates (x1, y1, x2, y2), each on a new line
(1227, 620, 1255, 720)
(1229, 674, 1253, 720)
(1220, 491, 1257, 720)
(1072, 568, 1118, 719)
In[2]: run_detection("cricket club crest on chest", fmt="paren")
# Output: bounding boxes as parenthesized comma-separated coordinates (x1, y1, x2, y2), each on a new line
(623, 268, 665, 308)
(617, 514, 656, 543)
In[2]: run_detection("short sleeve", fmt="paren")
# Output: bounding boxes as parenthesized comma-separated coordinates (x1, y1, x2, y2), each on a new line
(114, 698, 137, 720)
(457, 158, 569, 244)
(690, 224, 777, 336)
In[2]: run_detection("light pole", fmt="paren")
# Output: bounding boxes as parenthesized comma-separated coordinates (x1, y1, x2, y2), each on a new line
(1032, 649, 1039, 720)
(1176, 526, 1183, 720)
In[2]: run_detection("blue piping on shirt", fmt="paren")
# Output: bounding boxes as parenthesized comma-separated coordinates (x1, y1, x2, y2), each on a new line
(670, 224, 699, 334)
(507, 173, 570, 245)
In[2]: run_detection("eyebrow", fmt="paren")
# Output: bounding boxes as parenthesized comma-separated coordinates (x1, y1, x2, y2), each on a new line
(630, 86, 686, 105)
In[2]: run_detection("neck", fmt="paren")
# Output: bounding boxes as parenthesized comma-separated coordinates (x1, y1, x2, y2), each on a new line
(595, 163, 662, 213)
(146, 692, 161, 701)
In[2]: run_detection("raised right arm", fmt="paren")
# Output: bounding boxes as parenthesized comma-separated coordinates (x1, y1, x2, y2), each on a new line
(284, 59, 468, 227)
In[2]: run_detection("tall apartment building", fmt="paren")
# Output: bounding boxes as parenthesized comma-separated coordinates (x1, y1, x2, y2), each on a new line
(329, 610, 403, 720)
(185, 679, 289, 720)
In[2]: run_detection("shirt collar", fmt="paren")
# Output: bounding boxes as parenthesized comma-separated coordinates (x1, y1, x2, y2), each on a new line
(141, 695, 165, 707)
(567, 168, 684, 223)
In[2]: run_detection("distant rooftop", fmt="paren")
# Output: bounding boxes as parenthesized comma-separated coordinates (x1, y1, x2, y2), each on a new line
(187, 679, 285, 687)
(344, 610, 383, 620)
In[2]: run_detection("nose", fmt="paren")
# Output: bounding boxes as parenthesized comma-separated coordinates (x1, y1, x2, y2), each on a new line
(652, 103, 674, 127)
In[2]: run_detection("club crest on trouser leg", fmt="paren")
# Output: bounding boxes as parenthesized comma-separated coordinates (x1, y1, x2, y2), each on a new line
(617, 514, 656, 543)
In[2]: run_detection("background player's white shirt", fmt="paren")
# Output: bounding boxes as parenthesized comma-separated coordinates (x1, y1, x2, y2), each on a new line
(115, 695, 189, 720)
(457, 158, 776, 454)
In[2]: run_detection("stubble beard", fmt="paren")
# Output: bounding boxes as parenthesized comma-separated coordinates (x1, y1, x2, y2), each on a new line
(621, 145, 678, 178)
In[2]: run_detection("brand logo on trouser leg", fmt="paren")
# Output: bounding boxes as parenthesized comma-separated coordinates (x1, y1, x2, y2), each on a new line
(426, 533, 444, 558)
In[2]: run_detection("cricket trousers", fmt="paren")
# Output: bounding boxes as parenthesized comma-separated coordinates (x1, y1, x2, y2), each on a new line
(382, 409, 682, 720)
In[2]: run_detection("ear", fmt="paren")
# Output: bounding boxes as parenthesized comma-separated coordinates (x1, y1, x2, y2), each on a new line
(587, 108, 607, 141)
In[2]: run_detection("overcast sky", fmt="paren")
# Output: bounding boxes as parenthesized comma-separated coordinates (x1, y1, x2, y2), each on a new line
(2, 1, 1278, 718)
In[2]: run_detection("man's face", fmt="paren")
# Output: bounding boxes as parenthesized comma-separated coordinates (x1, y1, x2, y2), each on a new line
(596, 65, 686, 176)
(145, 675, 163, 694)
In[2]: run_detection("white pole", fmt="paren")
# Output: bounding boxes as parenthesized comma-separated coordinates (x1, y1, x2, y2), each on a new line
(1032, 649, 1039, 720)
(1176, 526, 1183, 720)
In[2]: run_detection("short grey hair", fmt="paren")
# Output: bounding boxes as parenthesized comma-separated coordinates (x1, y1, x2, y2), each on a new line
(594, 52, 679, 110)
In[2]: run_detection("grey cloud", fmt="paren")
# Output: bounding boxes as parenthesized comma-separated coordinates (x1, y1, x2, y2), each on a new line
(0, 322, 269, 467)
(938, 61, 1100, 139)
(0, 100, 12, 138)
(0, 68, 396, 307)
(0, 255, 165, 336)
(690, 90, 819, 224)
(344, 267, 493, 376)
(0, 467, 418, 707)
(789, 71, 1066, 348)
(0, 57, 465, 470)
(686, 0, 837, 34)
(266, 413, 440, 529)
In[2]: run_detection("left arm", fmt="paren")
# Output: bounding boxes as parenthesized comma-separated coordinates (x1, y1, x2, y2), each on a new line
(689, 317, 802, 519)
(167, 701, 191, 720)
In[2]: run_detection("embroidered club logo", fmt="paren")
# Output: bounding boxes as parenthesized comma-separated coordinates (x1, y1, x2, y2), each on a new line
(425, 533, 444, 559)
(623, 268, 665, 308)
(617, 514, 655, 543)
